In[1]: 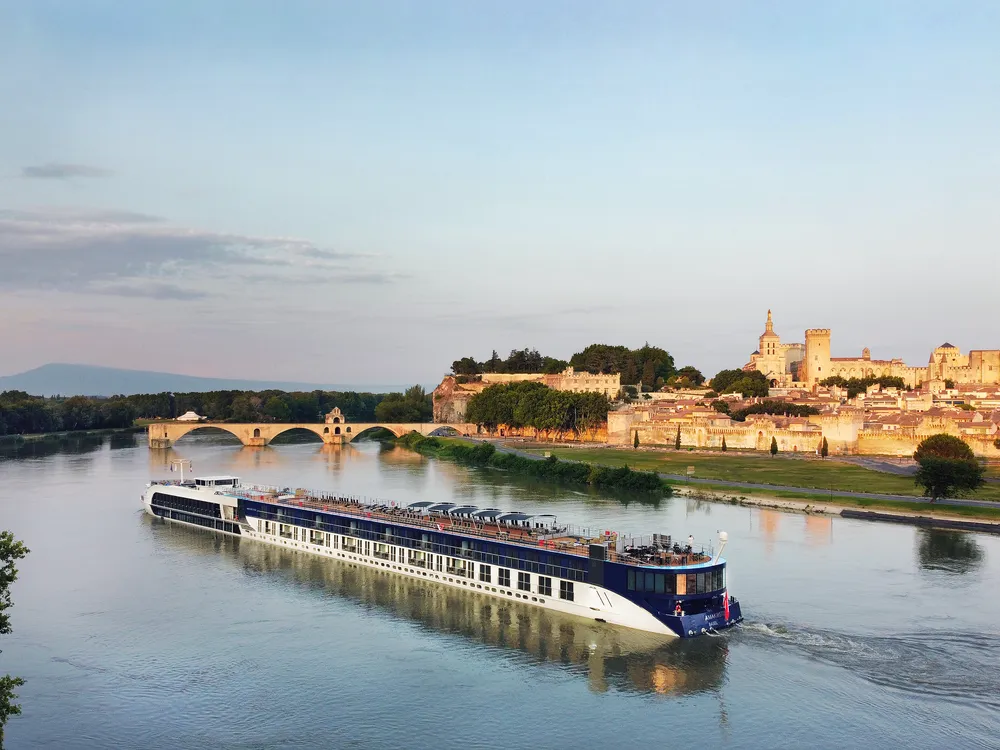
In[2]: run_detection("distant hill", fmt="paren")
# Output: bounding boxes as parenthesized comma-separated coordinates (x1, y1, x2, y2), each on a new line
(0, 363, 416, 397)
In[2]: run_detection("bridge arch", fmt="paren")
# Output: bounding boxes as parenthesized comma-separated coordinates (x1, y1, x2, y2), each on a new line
(347, 425, 407, 441)
(172, 424, 246, 445)
(267, 425, 327, 443)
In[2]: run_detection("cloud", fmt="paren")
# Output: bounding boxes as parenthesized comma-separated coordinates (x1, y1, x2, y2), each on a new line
(300, 247, 368, 261)
(93, 282, 210, 300)
(0, 205, 406, 299)
(20, 163, 115, 180)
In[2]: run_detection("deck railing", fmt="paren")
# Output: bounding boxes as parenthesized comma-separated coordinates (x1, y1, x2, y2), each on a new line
(218, 483, 715, 568)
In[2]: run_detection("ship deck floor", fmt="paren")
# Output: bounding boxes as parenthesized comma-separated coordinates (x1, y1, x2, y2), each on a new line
(241, 491, 709, 568)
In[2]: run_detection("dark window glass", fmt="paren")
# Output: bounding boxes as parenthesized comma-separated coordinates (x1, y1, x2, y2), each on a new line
(518, 572, 530, 592)
(697, 572, 706, 593)
(687, 574, 697, 594)
(627, 570, 636, 591)
(480, 565, 491, 583)
(559, 580, 574, 601)
(499, 569, 511, 588)
(539, 577, 552, 597)
(655, 574, 665, 594)
(645, 572, 655, 592)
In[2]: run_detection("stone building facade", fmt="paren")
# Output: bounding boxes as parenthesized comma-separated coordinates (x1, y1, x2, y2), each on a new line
(744, 311, 1000, 389)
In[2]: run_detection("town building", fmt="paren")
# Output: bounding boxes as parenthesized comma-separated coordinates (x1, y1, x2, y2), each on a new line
(744, 311, 1000, 389)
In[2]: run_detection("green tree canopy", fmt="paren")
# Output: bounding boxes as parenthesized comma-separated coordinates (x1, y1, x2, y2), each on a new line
(374, 386, 433, 423)
(465, 382, 609, 434)
(674, 366, 706, 386)
(729, 401, 820, 422)
(711, 369, 770, 397)
(913, 434, 984, 500)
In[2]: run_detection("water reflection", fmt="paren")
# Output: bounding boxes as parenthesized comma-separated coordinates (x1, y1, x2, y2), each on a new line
(917, 529, 985, 574)
(0, 432, 107, 461)
(153, 520, 728, 696)
(804, 515, 833, 547)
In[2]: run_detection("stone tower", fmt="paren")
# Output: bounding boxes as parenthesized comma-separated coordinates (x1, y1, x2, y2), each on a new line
(803, 329, 832, 386)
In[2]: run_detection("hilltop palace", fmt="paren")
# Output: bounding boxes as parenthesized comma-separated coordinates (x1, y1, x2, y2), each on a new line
(746, 310, 1000, 389)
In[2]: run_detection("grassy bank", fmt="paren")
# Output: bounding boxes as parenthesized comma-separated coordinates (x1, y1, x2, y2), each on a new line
(398, 433, 669, 495)
(523, 445, 1000, 503)
(675, 482, 1000, 521)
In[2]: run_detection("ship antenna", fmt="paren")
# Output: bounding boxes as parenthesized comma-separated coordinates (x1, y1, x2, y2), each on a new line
(715, 530, 728, 563)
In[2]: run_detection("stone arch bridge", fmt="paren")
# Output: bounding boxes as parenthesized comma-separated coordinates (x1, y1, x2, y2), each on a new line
(148, 421, 479, 448)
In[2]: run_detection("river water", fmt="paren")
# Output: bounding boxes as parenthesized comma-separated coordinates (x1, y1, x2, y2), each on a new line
(1, 431, 998, 749)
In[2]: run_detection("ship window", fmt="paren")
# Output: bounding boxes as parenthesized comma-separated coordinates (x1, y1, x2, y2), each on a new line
(655, 574, 665, 594)
(518, 572, 530, 592)
(697, 572, 706, 593)
(627, 570, 636, 591)
(645, 572, 655, 592)
(559, 581, 574, 601)
(479, 564, 491, 583)
(538, 577, 552, 597)
(499, 568, 511, 588)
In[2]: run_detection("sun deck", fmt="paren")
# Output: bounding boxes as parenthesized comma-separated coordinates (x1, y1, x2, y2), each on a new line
(226, 484, 713, 568)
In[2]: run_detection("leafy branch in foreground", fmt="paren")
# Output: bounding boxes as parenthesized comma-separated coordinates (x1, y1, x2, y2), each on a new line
(0, 530, 30, 747)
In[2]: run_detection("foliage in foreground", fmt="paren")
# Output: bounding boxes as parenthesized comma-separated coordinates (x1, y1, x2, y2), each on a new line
(0, 531, 30, 746)
(398, 434, 669, 495)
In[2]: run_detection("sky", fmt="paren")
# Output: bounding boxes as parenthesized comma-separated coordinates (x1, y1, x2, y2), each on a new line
(1, 1, 998, 385)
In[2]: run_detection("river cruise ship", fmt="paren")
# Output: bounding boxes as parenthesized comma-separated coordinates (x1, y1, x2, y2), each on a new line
(142, 475, 743, 638)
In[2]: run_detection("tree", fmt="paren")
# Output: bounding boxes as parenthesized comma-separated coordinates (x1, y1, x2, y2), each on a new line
(710, 400, 731, 414)
(374, 385, 433, 423)
(1, 531, 30, 746)
(820, 436, 829, 458)
(721, 436, 727, 452)
(675, 426, 681, 450)
(711, 369, 769, 397)
(486, 350, 502, 373)
(451, 357, 480, 376)
(633, 431, 640, 450)
(675, 366, 706, 386)
(770, 437, 778, 457)
(263, 396, 291, 422)
(913, 434, 985, 501)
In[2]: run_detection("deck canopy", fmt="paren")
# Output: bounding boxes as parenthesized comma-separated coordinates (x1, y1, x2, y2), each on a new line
(406, 501, 435, 509)
(446, 505, 480, 516)
(498, 512, 534, 526)
(427, 503, 457, 513)
(471, 509, 503, 520)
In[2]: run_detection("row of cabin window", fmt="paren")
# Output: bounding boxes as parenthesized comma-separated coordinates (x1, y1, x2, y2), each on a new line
(153, 506, 238, 534)
(257, 521, 576, 601)
(151, 492, 221, 519)
(627, 568, 725, 595)
(250, 503, 588, 581)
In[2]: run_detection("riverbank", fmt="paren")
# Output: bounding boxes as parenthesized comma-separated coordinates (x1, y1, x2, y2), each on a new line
(0, 425, 143, 445)
(480, 440, 1000, 531)
(513, 442, 1000, 503)
(396, 433, 668, 494)
(669, 483, 1000, 529)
